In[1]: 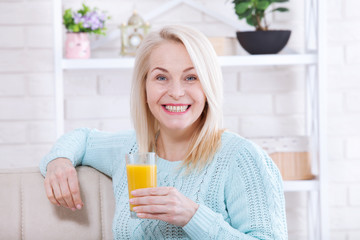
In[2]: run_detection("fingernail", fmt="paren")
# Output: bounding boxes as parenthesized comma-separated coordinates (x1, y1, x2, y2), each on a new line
(133, 207, 138, 211)
(129, 198, 134, 203)
(71, 208, 76, 211)
(76, 204, 82, 210)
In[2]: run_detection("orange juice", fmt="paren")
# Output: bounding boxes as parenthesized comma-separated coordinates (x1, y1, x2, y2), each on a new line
(126, 164, 157, 211)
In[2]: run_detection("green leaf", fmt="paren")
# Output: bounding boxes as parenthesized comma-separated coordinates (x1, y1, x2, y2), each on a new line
(63, 9, 74, 29)
(256, 1, 270, 10)
(246, 15, 256, 26)
(69, 24, 80, 32)
(237, 8, 252, 19)
(272, 7, 289, 12)
(233, 0, 250, 4)
(235, 2, 250, 14)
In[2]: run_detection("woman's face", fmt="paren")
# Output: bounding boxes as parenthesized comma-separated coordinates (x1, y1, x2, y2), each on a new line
(145, 41, 206, 134)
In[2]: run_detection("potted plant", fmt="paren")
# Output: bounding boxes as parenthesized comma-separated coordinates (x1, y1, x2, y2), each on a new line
(232, 0, 291, 54)
(63, 4, 109, 59)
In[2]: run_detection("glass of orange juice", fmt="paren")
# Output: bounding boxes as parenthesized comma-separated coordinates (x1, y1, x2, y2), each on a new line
(125, 152, 157, 218)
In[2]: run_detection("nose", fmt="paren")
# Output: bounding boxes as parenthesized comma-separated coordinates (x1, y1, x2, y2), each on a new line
(167, 80, 185, 99)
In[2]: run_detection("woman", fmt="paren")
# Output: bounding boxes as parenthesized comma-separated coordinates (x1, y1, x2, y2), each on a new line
(40, 25, 288, 239)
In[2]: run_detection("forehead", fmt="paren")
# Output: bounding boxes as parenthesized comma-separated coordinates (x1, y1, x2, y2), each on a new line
(148, 41, 194, 69)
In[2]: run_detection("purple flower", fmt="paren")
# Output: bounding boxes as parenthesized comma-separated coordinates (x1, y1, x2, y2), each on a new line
(80, 11, 104, 30)
(83, 21, 90, 28)
(73, 13, 83, 24)
(72, 9, 106, 32)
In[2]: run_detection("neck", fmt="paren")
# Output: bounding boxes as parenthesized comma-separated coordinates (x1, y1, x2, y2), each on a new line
(156, 129, 194, 162)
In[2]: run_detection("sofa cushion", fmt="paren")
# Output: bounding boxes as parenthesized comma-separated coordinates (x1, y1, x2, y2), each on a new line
(0, 166, 115, 240)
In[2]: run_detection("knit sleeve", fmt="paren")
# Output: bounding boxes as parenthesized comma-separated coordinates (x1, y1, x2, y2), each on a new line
(39, 128, 136, 178)
(39, 128, 91, 177)
(183, 138, 288, 240)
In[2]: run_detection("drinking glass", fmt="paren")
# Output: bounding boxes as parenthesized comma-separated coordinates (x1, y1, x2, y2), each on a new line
(125, 152, 157, 219)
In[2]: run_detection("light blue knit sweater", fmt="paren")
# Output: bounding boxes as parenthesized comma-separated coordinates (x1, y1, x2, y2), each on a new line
(40, 128, 288, 239)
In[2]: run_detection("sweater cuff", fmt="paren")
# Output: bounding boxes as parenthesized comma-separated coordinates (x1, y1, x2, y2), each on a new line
(182, 204, 218, 239)
(39, 150, 77, 177)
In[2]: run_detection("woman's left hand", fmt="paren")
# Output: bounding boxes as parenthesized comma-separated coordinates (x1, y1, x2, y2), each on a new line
(130, 187, 199, 227)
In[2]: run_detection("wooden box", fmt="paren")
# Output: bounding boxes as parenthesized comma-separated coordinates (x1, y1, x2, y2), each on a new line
(208, 37, 237, 56)
(251, 137, 314, 180)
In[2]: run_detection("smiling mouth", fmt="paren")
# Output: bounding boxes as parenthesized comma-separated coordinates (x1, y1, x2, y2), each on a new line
(163, 105, 190, 113)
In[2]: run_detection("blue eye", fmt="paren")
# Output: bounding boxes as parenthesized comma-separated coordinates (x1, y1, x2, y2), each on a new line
(186, 76, 197, 81)
(156, 76, 167, 81)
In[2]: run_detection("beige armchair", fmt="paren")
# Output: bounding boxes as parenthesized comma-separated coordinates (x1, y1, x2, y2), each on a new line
(0, 166, 115, 240)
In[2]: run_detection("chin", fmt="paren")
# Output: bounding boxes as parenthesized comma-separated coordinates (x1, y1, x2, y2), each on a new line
(163, 123, 192, 131)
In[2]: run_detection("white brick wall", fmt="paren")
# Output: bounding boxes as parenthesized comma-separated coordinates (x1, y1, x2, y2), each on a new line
(349, 232, 360, 240)
(346, 44, 360, 65)
(98, 70, 133, 95)
(0, 50, 53, 72)
(330, 207, 360, 230)
(0, 122, 27, 144)
(328, 184, 348, 207)
(25, 26, 53, 48)
(344, 0, 360, 18)
(0, 98, 54, 120)
(0, 26, 24, 48)
(28, 73, 54, 96)
(240, 67, 305, 93)
(65, 96, 130, 119)
(328, 1, 360, 237)
(223, 93, 273, 115)
(346, 137, 360, 158)
(240, 115, 305, 137)
(0, 3, 26, 25)
(64, 72, 97, 96)
(349, 185, 360, 206)
(0, 75, 26, 96)
(275, 92, 305, 115)
(0, 0, 359, 238)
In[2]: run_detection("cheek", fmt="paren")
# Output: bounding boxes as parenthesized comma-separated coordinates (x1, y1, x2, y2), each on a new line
(145, 87, 156, 105)
(145, 82, 162, 109)
(193, 86, 206, 107)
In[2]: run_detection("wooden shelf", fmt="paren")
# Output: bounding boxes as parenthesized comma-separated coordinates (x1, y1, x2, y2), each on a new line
(219, 53, 317, 67)
(61, 53, 317, 70)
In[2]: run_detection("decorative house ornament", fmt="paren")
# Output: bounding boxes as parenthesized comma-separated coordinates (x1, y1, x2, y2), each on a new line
(120, 11, 150, 56)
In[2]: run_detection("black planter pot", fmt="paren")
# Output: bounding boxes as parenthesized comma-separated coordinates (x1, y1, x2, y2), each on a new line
(236, 30, 291, 55)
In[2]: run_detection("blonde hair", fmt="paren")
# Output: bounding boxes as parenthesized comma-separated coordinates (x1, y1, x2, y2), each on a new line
(130, 25, 224, 171)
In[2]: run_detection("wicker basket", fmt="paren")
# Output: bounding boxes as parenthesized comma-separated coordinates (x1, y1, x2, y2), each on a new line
(251, 137, 314, 180)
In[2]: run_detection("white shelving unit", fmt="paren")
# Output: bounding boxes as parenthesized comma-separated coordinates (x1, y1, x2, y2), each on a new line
(53, 0, 327, 239)
(61, 53, 317, 69)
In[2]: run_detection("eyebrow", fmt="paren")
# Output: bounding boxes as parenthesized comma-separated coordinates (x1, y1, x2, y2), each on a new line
(150, 67, 195, 73)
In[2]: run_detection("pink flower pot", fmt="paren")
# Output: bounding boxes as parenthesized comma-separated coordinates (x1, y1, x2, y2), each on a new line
(65, 32, 90, 59)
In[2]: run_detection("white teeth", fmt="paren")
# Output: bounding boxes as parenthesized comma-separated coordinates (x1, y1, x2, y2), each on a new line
(165, 105, 189, 112)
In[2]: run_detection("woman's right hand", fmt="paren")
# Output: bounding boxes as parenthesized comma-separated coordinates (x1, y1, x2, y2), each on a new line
(44, 158, 83, 211)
